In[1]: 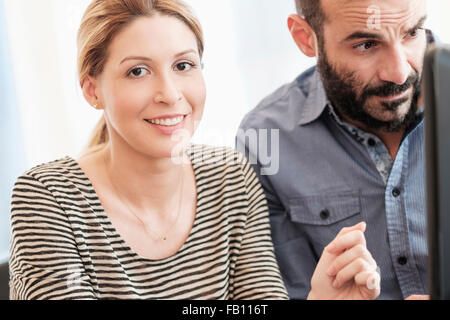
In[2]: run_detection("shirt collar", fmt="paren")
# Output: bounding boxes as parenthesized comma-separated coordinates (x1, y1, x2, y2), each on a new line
(297, 68, 329, 126)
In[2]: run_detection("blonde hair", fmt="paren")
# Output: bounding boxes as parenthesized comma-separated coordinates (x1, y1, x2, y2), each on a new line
(77, 0, 204, 154)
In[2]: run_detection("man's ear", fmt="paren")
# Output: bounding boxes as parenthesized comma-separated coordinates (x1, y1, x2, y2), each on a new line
(288, 14, 317, 57)
(81, 75, 104, 109)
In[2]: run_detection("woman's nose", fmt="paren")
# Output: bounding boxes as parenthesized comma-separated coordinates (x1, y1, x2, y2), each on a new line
(153, 74, 182, 106)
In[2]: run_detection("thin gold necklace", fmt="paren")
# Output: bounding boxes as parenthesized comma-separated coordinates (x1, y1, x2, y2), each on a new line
(103, 154, 184, 241)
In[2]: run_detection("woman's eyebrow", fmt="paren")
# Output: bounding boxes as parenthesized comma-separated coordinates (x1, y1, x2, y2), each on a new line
(120, 56, 152, 64)
(120, 49, 198, 65)
(174, 49, 197, 58)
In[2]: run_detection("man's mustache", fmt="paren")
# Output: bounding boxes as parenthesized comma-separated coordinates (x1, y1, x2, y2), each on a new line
(362, 73, 419, 99)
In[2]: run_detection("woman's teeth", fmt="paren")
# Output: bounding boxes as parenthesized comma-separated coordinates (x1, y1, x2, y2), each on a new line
(147, 115, 184, 126)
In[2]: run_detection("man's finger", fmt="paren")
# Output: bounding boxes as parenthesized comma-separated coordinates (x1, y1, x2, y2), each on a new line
(332, 258, 375, 289)
(335, 222, 366, 238)
(327, 244, 376, 277)
(326, 229, 367, 254)
(355, 270, 381, 298)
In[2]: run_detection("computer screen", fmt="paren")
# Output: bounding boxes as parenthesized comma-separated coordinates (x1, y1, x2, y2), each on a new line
(424, 45, 450, 300)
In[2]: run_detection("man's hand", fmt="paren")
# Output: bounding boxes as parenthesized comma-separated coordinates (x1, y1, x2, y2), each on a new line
(308, 222, 380, 300)
(405, 295, 430, 300)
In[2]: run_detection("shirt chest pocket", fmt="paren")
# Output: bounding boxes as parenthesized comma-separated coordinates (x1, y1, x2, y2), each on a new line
(288, 190, 363, 249)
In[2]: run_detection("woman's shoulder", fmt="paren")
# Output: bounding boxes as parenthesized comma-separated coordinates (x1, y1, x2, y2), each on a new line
(16, 156, 80, 185)
(11, 157, 86, 217)
(188, 144, 259, 189)
(188, 144, 248, 169)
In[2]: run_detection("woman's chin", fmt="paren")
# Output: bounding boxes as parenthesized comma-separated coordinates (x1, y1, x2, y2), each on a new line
(139, 140, 190, 162)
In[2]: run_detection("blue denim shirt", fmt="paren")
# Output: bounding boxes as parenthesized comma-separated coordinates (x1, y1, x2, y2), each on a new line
(236, 66, 428, 300)
(326, 105, 397, 184)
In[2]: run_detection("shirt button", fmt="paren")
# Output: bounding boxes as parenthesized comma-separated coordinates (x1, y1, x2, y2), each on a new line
(368, 138, 376, 147)
(398, 256, 408, 266)
(392, 188, 401, 197)
(320, 209, 330, 220)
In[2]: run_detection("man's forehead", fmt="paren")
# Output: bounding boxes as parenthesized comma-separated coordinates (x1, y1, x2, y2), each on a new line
(322, 0, 426, 29)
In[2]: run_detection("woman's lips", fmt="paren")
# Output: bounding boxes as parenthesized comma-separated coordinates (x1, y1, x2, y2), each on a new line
(146, 114, 185, 126)
(144, 115, 187, 135)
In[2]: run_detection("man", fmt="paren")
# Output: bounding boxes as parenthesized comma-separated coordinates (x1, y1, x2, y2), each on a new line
(237, 0, 433, 299)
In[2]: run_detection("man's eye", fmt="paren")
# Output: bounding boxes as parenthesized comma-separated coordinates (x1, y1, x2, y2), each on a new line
(407, 28, 423, 39)
(175, 62, 194, 72)
(128, 67, 149, 78)
(354, 40, 378, 52)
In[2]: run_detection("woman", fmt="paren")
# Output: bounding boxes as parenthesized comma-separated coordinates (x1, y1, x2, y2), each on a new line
(9, 0, 380, 300)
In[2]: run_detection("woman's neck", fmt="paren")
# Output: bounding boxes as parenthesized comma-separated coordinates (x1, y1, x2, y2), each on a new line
(101, 140, 189, 217)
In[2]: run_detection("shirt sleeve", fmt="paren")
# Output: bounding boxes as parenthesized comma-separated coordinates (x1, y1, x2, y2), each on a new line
(236, 124, 317, 300)
(231, 156, 288, 300)
(9, 173, 96, 300)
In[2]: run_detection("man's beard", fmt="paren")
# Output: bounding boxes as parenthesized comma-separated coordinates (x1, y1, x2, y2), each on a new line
(316, 48, 422, 132)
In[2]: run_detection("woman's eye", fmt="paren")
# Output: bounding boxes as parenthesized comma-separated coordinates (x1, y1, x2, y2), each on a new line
(354, 40, 378, 52)
(175, 62, 194, 72)
(128, 67, 149, 78)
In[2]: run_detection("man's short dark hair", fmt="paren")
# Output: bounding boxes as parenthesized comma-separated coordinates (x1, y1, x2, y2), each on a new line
(295, 0, 326, 35)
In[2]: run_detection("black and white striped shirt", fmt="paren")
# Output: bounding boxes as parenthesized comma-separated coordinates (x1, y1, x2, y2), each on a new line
(9, 145, 288, 300)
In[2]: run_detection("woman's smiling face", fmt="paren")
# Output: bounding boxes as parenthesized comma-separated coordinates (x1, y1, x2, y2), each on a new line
(95, 14, 206, 158)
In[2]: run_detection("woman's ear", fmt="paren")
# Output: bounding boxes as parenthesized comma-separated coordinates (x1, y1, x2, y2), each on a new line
(287, 14, 318, 58)
(81, 76, 104, 109)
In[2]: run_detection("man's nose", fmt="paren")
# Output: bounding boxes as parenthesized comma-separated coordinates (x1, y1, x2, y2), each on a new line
(153, 73, 182, 106)
(378, 45, 411, 85)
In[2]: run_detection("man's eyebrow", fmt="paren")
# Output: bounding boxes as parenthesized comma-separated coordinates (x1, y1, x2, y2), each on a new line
(404, 15, 427, 35)
(343, 31, 384, 42)
(120, 49, 198, 64)
(342, 15, 428, 43)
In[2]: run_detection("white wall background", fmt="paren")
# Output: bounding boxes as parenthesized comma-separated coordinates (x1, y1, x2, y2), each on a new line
(3, 0, 450, 170)
(2, 0, 310, 170)
(1, 0, 450, 262)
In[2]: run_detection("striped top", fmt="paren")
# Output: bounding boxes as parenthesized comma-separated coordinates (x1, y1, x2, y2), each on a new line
(9, 145, 288, 300)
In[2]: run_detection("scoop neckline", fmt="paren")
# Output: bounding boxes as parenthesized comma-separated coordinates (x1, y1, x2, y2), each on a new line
(65, 150, 200, 264)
